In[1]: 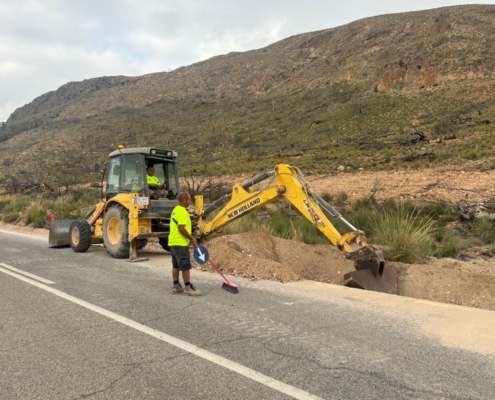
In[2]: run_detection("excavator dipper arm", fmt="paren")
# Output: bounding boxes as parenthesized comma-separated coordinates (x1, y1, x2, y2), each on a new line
(194, 164, 397, 294)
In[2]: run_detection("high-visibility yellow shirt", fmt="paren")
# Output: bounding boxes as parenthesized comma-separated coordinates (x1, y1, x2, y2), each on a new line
(168, 205, 191, 246)
(147, 175, 160, 186)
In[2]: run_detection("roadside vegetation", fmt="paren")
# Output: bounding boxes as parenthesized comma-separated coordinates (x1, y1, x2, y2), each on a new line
(0, 190, 101, 228)
(1, 188, 493, 264)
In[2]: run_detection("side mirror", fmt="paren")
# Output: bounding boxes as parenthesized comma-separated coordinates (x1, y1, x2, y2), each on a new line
(94, 162, 100, 173)
(91, 183, 103, 188)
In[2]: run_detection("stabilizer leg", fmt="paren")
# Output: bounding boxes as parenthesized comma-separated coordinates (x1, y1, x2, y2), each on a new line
(128, 239, 149, 263)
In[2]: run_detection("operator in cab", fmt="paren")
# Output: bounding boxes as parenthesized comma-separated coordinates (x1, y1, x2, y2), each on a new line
(146, 165, 168, 199)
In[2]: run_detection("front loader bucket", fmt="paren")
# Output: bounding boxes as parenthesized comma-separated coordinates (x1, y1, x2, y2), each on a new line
(343, 245, 397, 294)
(48, 220, 73, 248)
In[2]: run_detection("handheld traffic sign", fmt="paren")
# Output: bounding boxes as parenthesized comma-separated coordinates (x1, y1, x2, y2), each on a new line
(193, 245, 209, 264)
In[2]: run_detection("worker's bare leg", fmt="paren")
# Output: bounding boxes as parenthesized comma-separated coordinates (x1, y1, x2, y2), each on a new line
(182, 269, 190, 283)
(173, 267, 179, 281)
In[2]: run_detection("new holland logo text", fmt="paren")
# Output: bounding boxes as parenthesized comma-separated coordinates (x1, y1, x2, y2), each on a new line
(228, 198, 261, 219)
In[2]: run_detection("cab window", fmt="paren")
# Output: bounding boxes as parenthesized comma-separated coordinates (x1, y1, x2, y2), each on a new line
(165, 163, 179, 198)
(122, 154, 145, 193)
(106, 158, 120, 193)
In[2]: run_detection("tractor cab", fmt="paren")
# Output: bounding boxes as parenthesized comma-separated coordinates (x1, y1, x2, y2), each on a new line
(106, 147, 179, 212)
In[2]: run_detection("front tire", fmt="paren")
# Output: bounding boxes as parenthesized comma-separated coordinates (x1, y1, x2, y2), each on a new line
(69, 220, 92, 253)
(103, 205, 129, 258)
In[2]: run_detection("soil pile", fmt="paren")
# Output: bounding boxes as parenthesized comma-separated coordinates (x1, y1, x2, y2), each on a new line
(197, 231, 495, 312)
(195, 231, 354, 284)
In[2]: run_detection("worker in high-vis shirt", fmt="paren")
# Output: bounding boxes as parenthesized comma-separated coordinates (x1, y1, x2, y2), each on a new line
(146, 165, 168, 199)
(168, 192, 201, 296)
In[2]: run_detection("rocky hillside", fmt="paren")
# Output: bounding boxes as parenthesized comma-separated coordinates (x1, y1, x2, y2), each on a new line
(1, 5, 495, 184)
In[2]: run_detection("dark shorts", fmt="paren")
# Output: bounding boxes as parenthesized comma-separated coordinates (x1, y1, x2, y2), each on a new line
(170, 246, 192, 271)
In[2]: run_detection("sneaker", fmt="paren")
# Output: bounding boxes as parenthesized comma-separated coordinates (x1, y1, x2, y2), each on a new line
(172, 286, 184, 294)
(185, 283, 201, 296)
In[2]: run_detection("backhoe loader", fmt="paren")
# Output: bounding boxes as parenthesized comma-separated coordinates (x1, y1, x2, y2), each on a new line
(193, 164, 397, 294)
(49, 146, 182, 261)
(49, 146, 397, 293)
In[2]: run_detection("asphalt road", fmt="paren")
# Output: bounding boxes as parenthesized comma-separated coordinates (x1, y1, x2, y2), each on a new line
(1, 230, 494, 400)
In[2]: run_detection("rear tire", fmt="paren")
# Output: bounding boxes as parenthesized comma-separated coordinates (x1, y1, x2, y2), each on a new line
(103, 205, 129, 258)
(69, 220, 92, 253)
(159, 237, 170, 252)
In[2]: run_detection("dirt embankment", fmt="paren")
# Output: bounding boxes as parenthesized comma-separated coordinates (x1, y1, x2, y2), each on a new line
(195, 231, 495, 312)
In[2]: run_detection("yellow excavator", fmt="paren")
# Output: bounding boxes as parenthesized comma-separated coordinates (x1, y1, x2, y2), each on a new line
(193, 164, 396, 294)
(49, 146, 397, 294)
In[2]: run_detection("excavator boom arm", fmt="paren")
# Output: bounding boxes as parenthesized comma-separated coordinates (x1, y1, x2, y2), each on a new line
(194, 164, 396, 294)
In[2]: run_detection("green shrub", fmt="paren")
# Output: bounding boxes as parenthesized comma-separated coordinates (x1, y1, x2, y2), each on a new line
(289, 216, 327, 244)
(4, 211, 19, 223)
(485, 198, 495, 213)
(45, 194, 84, 220)
(335, 192, 348, 207)
(0, 195, 30, 215)
(269, 208, 294, 239)
(438, 212, 457, 225)
(348, 208, 374, 235)
(73, 189, 102, 207)
(433, 226, 450, 242)
(462, 151, 478, 160)
(420, 201, 451, 220)
(0, 203, 15, 214)
(26, 202, 48, 228)
(369, 204, 434, 263)
(435, 232, 462, 258)
(380, 198, 415, 215)
(352, 196, 378, 212)
(472, 218, 495, 244)
(463, 236, 484, 249)
(0, 198, 11, 212)
(380, 198, 398, 213)
(320, 192, 332, 202)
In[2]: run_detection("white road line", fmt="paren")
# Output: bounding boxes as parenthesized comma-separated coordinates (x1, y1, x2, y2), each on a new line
(0, 268, 324, 400)
(0, 263, 55, 284)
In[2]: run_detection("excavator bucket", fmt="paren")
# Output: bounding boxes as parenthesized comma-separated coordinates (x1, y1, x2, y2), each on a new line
(343, 246, 397, 294)
(48, 220, 73, 247)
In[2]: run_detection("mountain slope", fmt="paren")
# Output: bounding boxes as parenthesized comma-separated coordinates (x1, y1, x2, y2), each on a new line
(1, 4, 495, 185)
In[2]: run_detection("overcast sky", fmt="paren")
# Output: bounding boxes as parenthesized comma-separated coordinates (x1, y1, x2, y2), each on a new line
(1, 0, 492, 122)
